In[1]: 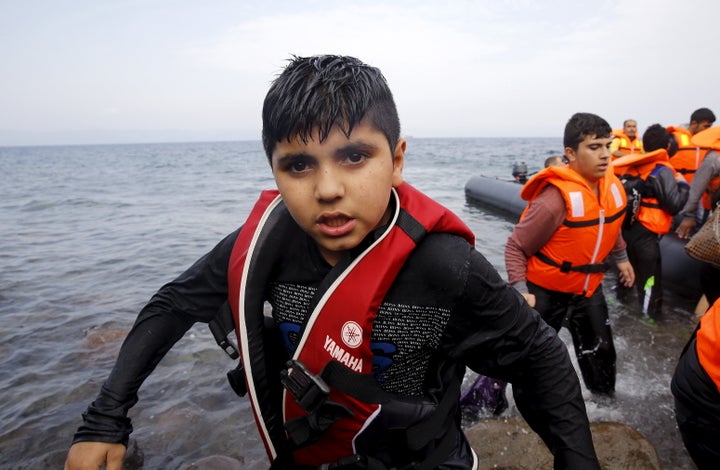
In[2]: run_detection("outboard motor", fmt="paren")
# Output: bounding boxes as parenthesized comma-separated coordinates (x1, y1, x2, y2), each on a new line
(512, 161, 528, 184)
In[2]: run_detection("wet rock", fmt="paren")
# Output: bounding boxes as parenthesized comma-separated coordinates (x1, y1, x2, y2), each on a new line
(82, 324, 128, 360)
(465, 418, 660, 470)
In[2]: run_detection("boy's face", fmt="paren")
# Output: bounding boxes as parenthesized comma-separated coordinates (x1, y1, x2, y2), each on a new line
(271, 121, 405, 266)
(564, 134, 612, 186)
(689, 120, 713, 135)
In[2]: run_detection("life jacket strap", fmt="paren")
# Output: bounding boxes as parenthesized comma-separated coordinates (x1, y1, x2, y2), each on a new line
(284, 400, 353, 448)
(640, 200, 662, 209)
(277, 359, 462, 469)
(281, 360, 332, 413)
(534, 252, 610, 274)
(209, 302, 239, 359)
(279, 361, 362, 448)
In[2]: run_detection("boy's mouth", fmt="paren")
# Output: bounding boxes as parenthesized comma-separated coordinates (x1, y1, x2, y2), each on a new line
(317, 213, 355, 237)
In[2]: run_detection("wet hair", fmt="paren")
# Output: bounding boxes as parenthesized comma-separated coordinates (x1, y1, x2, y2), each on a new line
(261, 55, 401, 160)
(690, 107, 716, 125)
(563, 112, 612, 151)
(642, 123, 671, 153)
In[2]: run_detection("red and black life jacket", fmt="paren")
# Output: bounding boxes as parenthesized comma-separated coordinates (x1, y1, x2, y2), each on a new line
(225, 183, 474, 467)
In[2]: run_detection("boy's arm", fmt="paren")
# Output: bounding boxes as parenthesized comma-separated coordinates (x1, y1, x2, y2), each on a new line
(446, 250, 599, 469)
(648, 166, 689, 215)
(67, 229, 239, 462)
(677, 151, 720, 237)
(505, 186, 566, 294)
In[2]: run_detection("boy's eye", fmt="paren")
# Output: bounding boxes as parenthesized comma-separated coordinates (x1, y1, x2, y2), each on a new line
(281, 156, 313, 173)
(346, 152, 366, 164)
(291, 160, 308, 172)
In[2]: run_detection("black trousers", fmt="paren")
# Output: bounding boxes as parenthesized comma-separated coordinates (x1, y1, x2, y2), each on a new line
(528, 282, 616, 395)
(671, 337, 720, 469)
(618, 222, 663, 318)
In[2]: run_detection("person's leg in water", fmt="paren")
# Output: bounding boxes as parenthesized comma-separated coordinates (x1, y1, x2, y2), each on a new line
(632, 228, 662, 320)
(566, 289, 616, 397)
(460, 283, 576, 416)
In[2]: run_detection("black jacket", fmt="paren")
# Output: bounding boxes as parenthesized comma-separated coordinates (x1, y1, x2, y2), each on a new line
(74, 223, 599, 468)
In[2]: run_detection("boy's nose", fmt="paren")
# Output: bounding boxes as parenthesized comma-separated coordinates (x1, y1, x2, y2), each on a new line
(314, 167, 345, 201)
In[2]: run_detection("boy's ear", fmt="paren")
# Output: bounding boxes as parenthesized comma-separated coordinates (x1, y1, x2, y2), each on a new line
(564, 147, 576, 163)
(392, 139, 406, 187)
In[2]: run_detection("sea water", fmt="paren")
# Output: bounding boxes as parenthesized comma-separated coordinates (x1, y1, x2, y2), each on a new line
(0, 139, 698, 468)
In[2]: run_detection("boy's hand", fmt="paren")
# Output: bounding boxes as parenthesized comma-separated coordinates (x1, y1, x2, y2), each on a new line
(616, 260, 635, 287)
(64, 441, 126, 470)
(676, 218, 697, 239)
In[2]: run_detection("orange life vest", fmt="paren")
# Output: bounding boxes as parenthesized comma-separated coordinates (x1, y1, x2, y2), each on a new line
(612, 129, 643, 158)
(697, 297, 720, 393)
(668, 125, 712, 185)
(690, 126, 720, 210)
(521, 166, 626, 297)
(612, 149, 677, 234)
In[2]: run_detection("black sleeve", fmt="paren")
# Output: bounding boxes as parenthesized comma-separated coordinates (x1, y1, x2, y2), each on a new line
(443, 247, 600, 469)
(72, 229, 240, 446)
(648, 166, 689, 215)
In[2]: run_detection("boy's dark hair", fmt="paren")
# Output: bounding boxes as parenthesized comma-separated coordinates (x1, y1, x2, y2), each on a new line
(261, 55, 401, 160)
(563, 112, 612, 150)
(690, 107, 716, 125)
(642, 124, 671, 153)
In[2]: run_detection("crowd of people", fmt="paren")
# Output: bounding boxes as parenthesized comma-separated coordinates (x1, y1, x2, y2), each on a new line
(612, 111, 720, 469)
(506, 109, 720, 468)
(460, 109, 720, 469)
(63, 55, 719, 470)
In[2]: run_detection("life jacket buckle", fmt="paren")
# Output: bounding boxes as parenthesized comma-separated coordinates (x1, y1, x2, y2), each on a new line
(281, 359, 330, 413)
(560, 260, 572, 273)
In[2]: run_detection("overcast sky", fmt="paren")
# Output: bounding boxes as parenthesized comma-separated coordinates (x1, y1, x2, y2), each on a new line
(1, 0, 717, 146)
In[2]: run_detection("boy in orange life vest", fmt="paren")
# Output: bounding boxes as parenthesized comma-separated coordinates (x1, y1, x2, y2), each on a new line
(65, 56, 601, 469)
(676, 125, 720, 315)
(668, 107, 716, 185)
(505, 112, 635, 397)
(676, 125, 720, 239)
(671, 296, 720, 469)
(610, 119, 643, 159)
(612, 124, 689, 320)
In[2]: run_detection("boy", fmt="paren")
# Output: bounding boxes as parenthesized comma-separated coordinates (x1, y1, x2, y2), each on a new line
(65, 55, 599, 469)
(668, 107, 716, 185)
(612, 124, 688, 319)
(505, 113, 635, 397)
